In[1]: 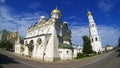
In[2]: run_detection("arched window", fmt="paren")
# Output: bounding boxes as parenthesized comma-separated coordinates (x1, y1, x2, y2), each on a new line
(66, 51, 69, 54)
(30, 40, 34, 45)
(92, 24, 94, 27)
(92, 38, 94, 42)
(95, 37, 98, 41)
(28, 40, 34, 52)
(37, 38, 42, 45)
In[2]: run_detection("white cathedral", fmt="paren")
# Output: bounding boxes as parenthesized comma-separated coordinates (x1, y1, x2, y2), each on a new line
(14, 7, 103, 62)
(87, 11, 102, 53)
(15, 7, 73, 62)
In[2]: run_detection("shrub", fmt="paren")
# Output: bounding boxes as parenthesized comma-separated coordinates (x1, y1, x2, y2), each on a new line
(76, 53, 86, 59)
(92, 51, 97, 55)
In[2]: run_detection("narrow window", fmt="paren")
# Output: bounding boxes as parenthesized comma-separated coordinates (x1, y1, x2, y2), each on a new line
(95, 37, 98, 41)
(92, 38, 94, 42)
(92, 24, 94, 27)
(67, 51, 69, 54)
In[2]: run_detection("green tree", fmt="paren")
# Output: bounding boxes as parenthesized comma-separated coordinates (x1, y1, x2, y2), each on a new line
(82, 36, 93, 54)
(0, 40, 13, 51)
(5, 41, 13, 51)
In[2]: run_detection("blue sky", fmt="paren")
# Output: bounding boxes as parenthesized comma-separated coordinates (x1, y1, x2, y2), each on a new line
(0, 0, 120, 47)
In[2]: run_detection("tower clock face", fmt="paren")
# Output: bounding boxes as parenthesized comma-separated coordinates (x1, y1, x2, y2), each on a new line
(37, 38, 42, 45)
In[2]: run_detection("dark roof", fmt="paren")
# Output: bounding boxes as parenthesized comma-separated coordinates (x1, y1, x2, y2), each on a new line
(59, 43, 73, 49)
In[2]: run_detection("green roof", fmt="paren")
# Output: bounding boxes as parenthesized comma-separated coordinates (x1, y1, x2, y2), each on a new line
(59, 43, 73, 49)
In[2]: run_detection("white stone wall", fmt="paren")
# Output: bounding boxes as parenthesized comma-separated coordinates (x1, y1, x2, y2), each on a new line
(23, 46, 29, 56)
(59, 49, 72, 60)
(44, 23, 60, 62)
(15, 44, 23, 54)
(23, 22, 60, 62)
(91, 41, 102, 52)
(102, 47, 105, 52)
(73, 48, 83, 58)
(23, 35, 46, 59)
(106, 46, 113, 51)
(63, 41, 70, 45)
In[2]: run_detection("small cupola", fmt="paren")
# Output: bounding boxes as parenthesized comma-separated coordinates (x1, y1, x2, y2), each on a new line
(50, 6, 62, 19)
(87, 10, 92, 16)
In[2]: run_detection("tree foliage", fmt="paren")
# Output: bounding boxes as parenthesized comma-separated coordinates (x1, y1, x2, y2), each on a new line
(0, 41, 13, 51)
(82, 36, 93, 54)
(76, 53, 86, 59)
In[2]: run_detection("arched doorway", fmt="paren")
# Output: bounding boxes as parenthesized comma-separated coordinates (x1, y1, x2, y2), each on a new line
(28, 40, 34, 57)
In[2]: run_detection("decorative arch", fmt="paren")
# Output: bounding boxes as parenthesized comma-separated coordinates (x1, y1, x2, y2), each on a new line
(28, 40, 34, 52)
(37, 38, 42, 45)
(30, 40, 34, 45)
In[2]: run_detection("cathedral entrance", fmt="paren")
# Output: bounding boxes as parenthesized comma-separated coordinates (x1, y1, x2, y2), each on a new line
(28, 40, 34, 57)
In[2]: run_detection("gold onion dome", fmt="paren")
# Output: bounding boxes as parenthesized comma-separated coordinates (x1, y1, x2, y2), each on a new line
(51, 6, 62, 16)
(87, 10, 92, 16)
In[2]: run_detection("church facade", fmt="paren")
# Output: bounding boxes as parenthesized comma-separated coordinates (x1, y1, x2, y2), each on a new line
(21, 7, 73, 62)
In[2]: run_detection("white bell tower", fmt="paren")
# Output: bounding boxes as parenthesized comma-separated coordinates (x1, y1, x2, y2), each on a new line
(87, 11, 102, 53)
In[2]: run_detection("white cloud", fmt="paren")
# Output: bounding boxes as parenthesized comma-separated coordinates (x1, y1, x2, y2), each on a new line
(0, 4, 48, 37)
(98, 0, 118, 13)
(0, 0, 5, 3)
(71, 25, 120, 47)
(98, 25, 120, 46)
(71, 26, 89, 46)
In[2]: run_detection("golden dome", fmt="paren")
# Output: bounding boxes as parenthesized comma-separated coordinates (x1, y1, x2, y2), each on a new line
(87, 10, 92, 16)
(51, 6, 62, 16)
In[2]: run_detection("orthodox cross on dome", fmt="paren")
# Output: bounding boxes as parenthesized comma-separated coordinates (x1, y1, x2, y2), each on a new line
(55, 6, 58, 10)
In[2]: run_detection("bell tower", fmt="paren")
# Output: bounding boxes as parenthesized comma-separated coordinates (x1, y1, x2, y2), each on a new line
(87, 11, 102, 53)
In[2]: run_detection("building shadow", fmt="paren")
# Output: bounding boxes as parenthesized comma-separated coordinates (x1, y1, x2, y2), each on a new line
(116, 49, 120, 57)
(117, 53, 120, 57)
(116, 49, 120, 52)
(0, 53, 20, 68)
(0, 65, 3, 68)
